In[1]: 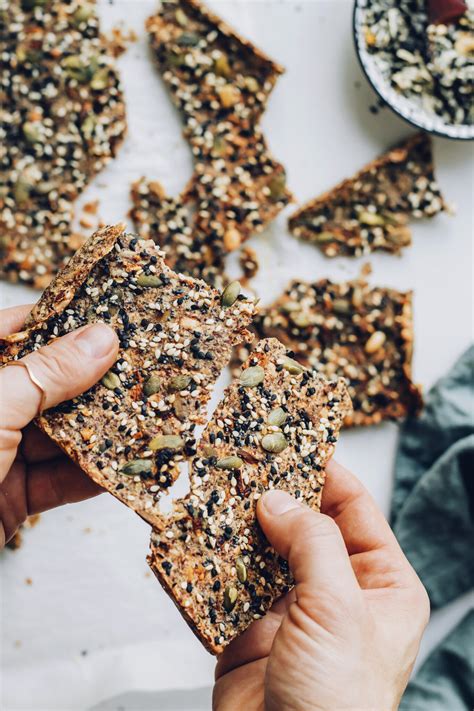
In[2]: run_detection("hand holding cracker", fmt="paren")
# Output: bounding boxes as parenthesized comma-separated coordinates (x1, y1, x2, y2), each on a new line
(214, 461, 430, 711)
(0, 305, 118, 549)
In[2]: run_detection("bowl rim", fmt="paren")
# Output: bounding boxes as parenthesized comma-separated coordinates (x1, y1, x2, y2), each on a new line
(352, 0, 474, 141)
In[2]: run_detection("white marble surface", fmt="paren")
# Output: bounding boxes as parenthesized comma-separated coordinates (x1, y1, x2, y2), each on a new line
(1, 1, 473, 709)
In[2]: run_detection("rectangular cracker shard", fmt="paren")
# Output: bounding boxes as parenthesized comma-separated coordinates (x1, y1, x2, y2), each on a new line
(232, 279, 422, 427)
(289, 134, 446, 257)
(0, 225, 255, 527)
(148, 338, 352, 654)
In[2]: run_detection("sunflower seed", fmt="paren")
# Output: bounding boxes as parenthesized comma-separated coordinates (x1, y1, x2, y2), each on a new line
(267, 407, 287, 427)
(223, 585, 238, 612)
(261, 432, 288, 454)
(121, 459, 152, 476)
(221, 280, 241, 308)
(216, 456, 244, 470)
(240, 365, 264, 387)
(143, 374, 161, 396)
(101, 370, 121, 390)
(236, 557, 247, 583)
(149, 435, 184, 452)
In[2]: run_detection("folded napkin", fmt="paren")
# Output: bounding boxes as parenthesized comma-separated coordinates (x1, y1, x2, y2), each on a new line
(392, 346, 474, 609)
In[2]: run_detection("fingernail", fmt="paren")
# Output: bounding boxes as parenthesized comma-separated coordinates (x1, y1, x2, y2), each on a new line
(262, 490, 301, 516)
(74, 323, 117, 358)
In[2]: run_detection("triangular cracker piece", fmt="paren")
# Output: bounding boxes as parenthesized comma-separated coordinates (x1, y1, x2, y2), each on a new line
(148, 338, 351, 654)
(232, 278, 422, 427)
(289, 134, 446, 257)
(0, 225, 255, 526)
(0, 0, 126, 288)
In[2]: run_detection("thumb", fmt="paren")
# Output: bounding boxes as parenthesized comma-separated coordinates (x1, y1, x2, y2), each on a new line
(257, 490, 360, 608)
(0, 323, 118, 474)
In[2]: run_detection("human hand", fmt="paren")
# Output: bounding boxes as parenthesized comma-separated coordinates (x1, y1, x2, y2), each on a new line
(214, 460, 430, 711)
(0, 304, 119, 549)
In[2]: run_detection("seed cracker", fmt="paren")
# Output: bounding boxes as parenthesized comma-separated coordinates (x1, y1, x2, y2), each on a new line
(0, 225, 255, 526)
(288, 134, 446, 258)
(232, 278, 422, 427)
(0, 0, 127, 288)
(130, 0, 291, 286)
(148, 338, 351, 654)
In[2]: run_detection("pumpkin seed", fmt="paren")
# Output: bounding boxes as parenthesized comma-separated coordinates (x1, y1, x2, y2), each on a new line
(177, 32, 200, 47)
(62, 55, 91, 83)
(359, 211, 385, 226)
(221, 280, 241, 308)
(223, 585, 238, 612)
(314, 231, 337, 243)
(101, 370, 121, 390)
(90, 68, 110, 90)
(267, 407, 287, 427)
(332, 299, 350, 315)
(175, 8, 188, 26)
(168, 375, 191, 392)
(240, 365, 264, 387)
(281, 355, 305, 374)
(143, 374, 161, 397)
(261, 432, 288, 454)
(244, 76, 259, 93)
(23, 122, 42, 143)
(214, 53, 231, 77)
(365, 331, 386, 354)
(74, 3, 94, 23)
(268, 173, 286, 201)
(216, 456, 244, 470)
(236, 557, 247, 583)
(121, 459, 152, 476)
(149, 435, 184, 452)
(290, 311, 310, 328)
(137, 274, 162, 287)
(13, 178, 31, 204)
(82, 115, 97, 140)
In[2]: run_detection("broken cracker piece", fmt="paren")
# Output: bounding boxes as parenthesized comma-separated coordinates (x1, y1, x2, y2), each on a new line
(0, 225, 255, 527)
(148, 338, 351, 654)
(232, 279, 422, 427)
(0, 0, 127, 288)
(131, 0, 291, 286)
(289, 134, 445, 258)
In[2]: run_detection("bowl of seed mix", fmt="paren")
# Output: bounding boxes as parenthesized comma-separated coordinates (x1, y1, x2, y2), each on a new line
(354, 0, 474, 139)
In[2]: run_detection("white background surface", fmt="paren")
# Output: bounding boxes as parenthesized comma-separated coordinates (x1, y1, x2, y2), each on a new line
(1, 1, 473, 709)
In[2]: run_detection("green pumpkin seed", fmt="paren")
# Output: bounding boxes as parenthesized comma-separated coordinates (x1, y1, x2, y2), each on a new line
(175, 8, 188, 26)
(214, 53, 231, 77)
(261, 432, 288, 454)
(290, 311, 310, 328)
(268, 173, 286, 201)
(240, 365, 264, 387)
(168, 375, 191, 392)
(177, 32, 200, 46)
(143, 374, 161, 397)
(14, 178, 31, 204)
(62, 55, 91, 82)
(281, 355, 305, 374)
(221, 280, 241, 308)
(267, 407, 287, 427)
(23, 122, 42, 143)
(216, 456, 244, 470)
(90, 68, 110, 90)
(332, 299, 350, 315)
(314, 231, 337, 243)
(236, 557, 247, 583)
(101, 370, 121, 390)
(149, 434, 184, 452)
(223, 585, 238, 612)
(359, 210, 385, 226)
(137, 274, 162, 287)
(121, 459, 152, 476)
(82, 115, 97, 140)
(74, 4, 94, 23)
